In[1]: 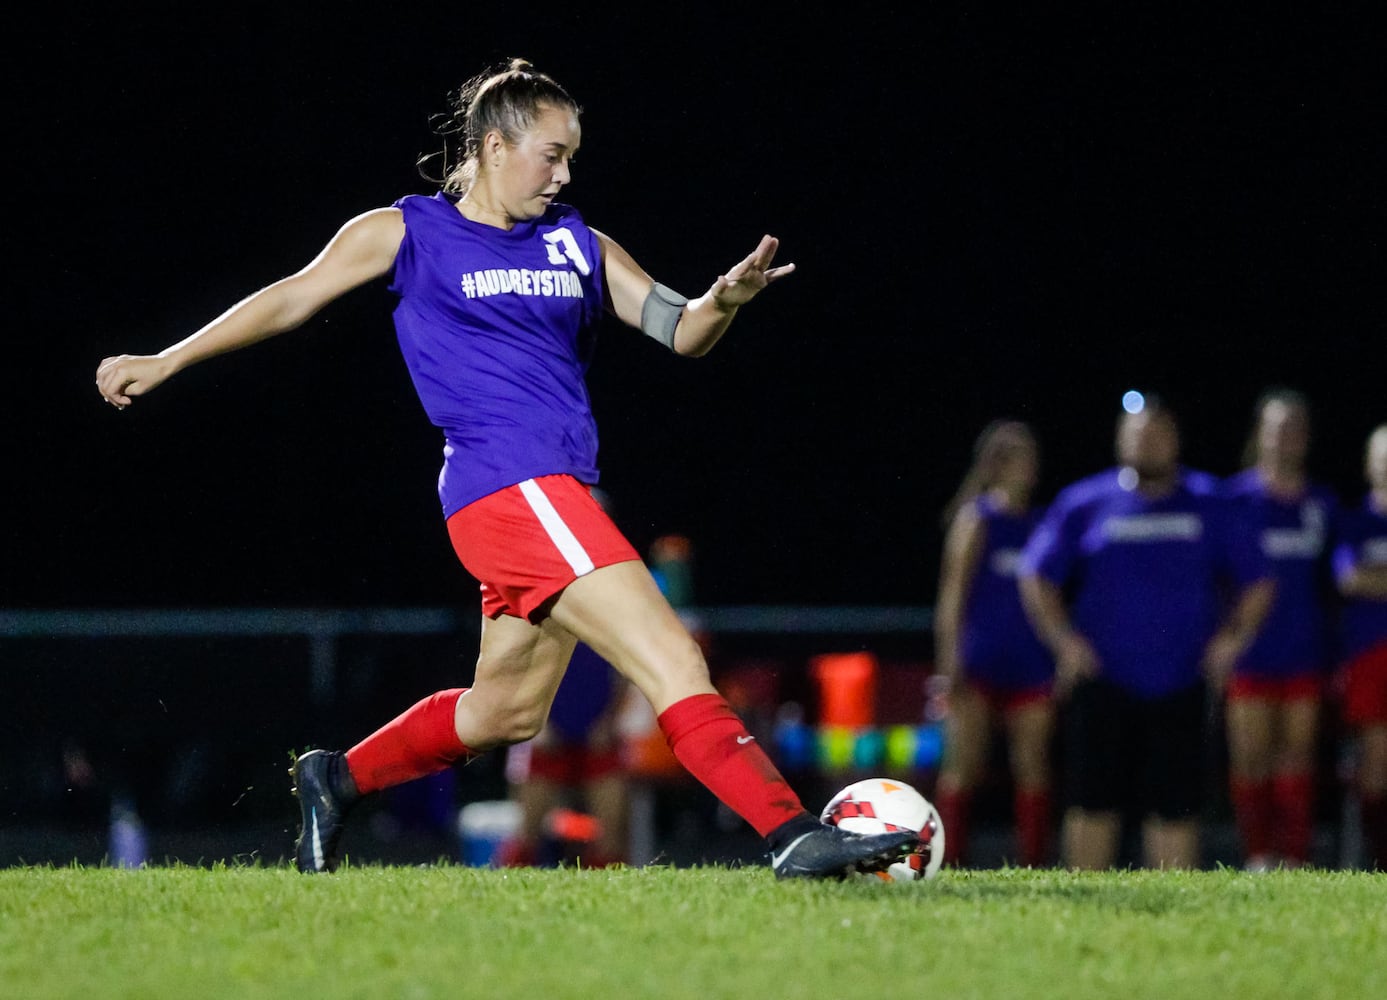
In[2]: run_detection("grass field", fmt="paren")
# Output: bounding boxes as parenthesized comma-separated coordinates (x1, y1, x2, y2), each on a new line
(2, 863, 1383, 999)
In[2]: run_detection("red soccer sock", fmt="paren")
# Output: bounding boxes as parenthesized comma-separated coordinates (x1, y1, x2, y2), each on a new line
(1272, 770, 1315, 864)
(345, 688, 472, 795)
(1361, 793, 1387, 871)
(658, 693, 807, 838)
(1229, 777, 1275, 861)
(934, 785, 971, 867)
(1014, 787, 1053, 867)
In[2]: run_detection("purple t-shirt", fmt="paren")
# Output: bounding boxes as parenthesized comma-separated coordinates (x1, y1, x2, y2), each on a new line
(1222, 469, 1338, 677)
(958, 495, 1055, 688)
(1333, 498, 1387, 660)
(388, 192, 607, 517)
(1019, 467, 1269, 698)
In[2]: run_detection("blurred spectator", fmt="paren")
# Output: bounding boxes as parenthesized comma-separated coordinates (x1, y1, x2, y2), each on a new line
(497, 641, 632, 868)
(1221, 388, 1339, 869)
(1333, 424, 1387, 870)
(933, 420, 1056, 867)
(1019, 394, 1274, 870)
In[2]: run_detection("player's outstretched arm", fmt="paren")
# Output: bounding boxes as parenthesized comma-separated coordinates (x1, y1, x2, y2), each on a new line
(1201, 577, 1276, 689)
(1338, 562, 1387, 600)
(596, 232, 794, 358)
(96, 207, 406, 408)
(1019, 574, 1099, 696)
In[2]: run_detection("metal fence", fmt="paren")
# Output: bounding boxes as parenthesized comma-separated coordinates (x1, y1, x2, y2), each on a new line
(1, 605, 1368, 870)
(0, 605, 933, 868)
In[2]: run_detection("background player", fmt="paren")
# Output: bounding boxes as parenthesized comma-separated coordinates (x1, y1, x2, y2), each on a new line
(94, 59, 915, 880)
(1221, 388, 1338, 869)
(934, 420, 1056, 867)
(498, 640, 632, 868)
(1334, 424, 1387, 869)
(1019, 395, 1274, 869)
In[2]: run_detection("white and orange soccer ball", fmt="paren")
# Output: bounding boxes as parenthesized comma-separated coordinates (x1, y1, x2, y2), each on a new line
(820, 777, 946, 881)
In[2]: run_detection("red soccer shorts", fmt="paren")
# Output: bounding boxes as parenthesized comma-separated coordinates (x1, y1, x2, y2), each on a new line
(506, 738, 624, 785)
(1342, 642, 1387, 727)
(1226, 672, 1323, 704)
(967, 678, 1054, 715)
(446, 475, 640, 622)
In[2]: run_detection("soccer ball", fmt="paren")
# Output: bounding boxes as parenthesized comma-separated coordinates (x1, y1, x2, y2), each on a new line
(820, 777, 945, 881)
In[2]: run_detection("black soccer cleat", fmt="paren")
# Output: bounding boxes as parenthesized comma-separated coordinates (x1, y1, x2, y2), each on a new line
(290, 749, 353, 873)
(770, 822, 918, 880)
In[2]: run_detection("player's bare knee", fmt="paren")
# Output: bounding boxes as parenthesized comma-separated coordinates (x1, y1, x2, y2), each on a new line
(459, 691, 550, 748)
(495, 704, 548, 744)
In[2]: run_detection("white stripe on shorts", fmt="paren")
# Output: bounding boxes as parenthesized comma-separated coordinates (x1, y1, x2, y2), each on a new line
(518, 478, 596, 576)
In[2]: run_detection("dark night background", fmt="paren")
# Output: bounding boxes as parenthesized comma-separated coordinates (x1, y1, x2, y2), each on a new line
(7, 5, 1384, 611)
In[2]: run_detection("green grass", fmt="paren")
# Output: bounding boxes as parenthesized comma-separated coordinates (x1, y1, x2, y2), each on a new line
(2, 864, 1384, 999)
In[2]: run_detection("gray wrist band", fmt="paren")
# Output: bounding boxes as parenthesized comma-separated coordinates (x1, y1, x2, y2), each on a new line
(640, 282, 689, 350)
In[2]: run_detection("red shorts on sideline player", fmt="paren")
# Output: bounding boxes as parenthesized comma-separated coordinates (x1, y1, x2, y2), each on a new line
(1342, 642, 1387, 727)
(1226, 672, 1323, 703)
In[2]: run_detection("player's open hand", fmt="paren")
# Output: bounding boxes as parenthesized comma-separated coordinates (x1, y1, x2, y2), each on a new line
(1054, 630, 1100, 698)
(709, 235, 795, 308)
(1200, 630, 1244, 692)
(96, 354, 175, 409)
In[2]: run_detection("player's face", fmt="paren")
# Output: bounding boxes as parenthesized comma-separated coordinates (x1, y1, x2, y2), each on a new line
(1117, 410, 1179, 479)
(996, 436, 1039, 493)
(1258, 399, 1309, 467)
(497, 103, 581, 220)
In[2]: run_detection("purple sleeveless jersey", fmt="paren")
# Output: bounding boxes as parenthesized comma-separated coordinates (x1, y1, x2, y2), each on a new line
(1019, 467, 1269, 698)
(1334, 498, 1387, 661)
(958, 495, 1055, 688)
(388, 192, 607, 517)
(1221, 469, 1338, 677)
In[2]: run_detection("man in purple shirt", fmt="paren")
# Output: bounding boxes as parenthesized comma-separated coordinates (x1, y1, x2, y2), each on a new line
(1019, 395, 1274, 869)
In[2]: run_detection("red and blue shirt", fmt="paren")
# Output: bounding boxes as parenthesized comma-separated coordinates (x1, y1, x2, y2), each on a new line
(1333, 497, 1387, 661)
(958, 495, 1054, 688)
(1221, 469, 1338, 678)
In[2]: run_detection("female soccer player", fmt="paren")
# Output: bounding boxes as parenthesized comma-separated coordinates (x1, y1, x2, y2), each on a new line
(1018, 396, 1274, 870)
(934, 420, 1055, 867)
(94, 60, 915, 879)
(1221, 389, 1338, 870)
(1334, 424, 1387, 869)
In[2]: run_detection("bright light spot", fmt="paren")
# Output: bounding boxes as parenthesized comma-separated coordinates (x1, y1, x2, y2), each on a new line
(1122, 390, 1145, 414)
(1118, 466, 1139, 491)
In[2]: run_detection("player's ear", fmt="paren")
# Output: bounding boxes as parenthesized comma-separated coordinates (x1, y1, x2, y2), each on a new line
(482, 128, 506, 165)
